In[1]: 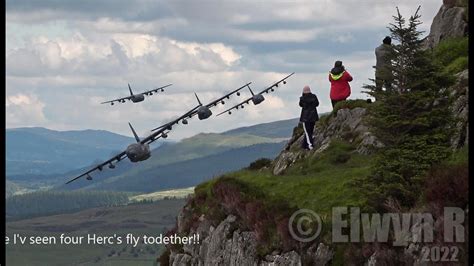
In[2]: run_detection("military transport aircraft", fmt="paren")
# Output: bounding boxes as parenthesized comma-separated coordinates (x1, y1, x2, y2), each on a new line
(101, 83, 172, 105)
(216, 73, 295, 116)
(148, 82, 252, 130)
(189, 82, 252, 120)
(65, 104, 200, 184)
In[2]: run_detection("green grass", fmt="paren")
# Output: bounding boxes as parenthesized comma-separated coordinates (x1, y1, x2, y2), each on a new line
(228, 140, 371, 215)
(192, 139, 373, 254)
(444, 56, 468, 74)
(432, 37, 468, 74)
(444, 145, 468, 165)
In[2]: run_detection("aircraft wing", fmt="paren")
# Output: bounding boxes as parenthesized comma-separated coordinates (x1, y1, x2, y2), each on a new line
(100, 95, 133, 105)
(141, 84, 173, 96)
(204, 82, 251, 108)
(256, 72, 295, 94)
(215, 96, 254, 116)
(216, 73, 295, 116)
(65, 150, 128, 184)
(145, 104, 201, 144)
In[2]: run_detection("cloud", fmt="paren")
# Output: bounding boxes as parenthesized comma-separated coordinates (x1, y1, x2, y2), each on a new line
(6, 94, 48, 127)
(6, 0, 442, 139)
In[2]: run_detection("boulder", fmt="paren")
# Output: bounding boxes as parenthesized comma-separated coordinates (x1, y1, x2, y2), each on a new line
(423, 2, 467, 49)
(450, 70, 469, 149)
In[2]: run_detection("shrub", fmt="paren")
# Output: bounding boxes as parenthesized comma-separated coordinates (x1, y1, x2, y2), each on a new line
(433, 37, 468, 71)
(443, 56, 468, 74)
(324, 140, 354, 165)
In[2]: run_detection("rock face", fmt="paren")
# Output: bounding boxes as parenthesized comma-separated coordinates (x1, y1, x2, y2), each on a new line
(450, 70, 469, 149)
(423, 1, 468, 49)
(169, 215, 304, 266)
(169, 213, 336, 265)
(272, 107, 383, 175)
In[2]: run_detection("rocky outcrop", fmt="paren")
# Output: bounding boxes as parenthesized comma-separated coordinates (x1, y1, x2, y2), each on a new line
(169, 213, 337, 265)
(423, 1, 468, 49)
(272, 107, 383, 175)
(450, 70, 469, 149)
(170, 215, 302, 266)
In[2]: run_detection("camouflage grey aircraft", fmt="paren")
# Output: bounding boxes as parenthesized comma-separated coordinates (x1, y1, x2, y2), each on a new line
(65, 104, 200, 184)
(190, 82, 252, 120)
(101, 83, 172, 105)
(66, 83, 251, 184)
(216, 73, 295, 116)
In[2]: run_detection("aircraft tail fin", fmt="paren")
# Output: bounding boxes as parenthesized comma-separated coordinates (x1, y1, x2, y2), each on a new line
(128, 83, 134, 96)
(128, 122, 140, 143)
(194, 92, 203, 106)
(248, 85, 255, 96)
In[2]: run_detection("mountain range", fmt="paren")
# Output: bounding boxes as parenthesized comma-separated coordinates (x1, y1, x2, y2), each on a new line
(6, 118, 300, 194)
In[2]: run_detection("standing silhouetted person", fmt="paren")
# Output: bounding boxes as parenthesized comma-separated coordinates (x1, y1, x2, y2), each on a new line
(299, 85, 319, 150)
(375, 36, 393, 91)
(329, 60, 352, 108)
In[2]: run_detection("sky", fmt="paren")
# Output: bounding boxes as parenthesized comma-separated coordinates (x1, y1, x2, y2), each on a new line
(6, 0, 442, 140)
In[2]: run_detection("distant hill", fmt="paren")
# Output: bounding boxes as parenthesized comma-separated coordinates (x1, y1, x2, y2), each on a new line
(6, 127, 141, 175)
(222, 118, 299, 138)
(8, 118, 298, 192)
(6, 180, 22, 198)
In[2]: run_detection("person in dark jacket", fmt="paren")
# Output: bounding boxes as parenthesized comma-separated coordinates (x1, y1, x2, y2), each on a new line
(329, 60, 353, 108)
(299, 85, 319, 150)
(375, 36, 393, 91)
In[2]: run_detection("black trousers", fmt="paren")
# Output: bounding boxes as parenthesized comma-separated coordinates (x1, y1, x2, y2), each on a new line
(375, 76, 393, 92)
(301, 121, 315, 150)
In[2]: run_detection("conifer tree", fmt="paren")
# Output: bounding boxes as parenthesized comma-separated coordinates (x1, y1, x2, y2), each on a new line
(362, 6, 454, 209)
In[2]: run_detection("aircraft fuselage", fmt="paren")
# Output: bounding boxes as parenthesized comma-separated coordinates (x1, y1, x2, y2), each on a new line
(126, 143, 151, 162)
(252, 94, 265, 105)
(131, 94, 145, 103)
(197, 106, 212, 120)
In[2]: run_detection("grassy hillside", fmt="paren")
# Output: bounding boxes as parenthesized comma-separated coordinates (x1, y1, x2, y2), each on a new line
(182, 140, 468, 260)
(195, 139, 370, 218)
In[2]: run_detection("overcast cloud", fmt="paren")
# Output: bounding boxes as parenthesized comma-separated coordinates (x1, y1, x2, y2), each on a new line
(6, 0, 441, 140)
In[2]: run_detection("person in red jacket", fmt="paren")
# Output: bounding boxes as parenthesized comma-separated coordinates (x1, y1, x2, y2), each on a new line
(329, 60, 353, 108)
